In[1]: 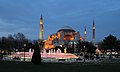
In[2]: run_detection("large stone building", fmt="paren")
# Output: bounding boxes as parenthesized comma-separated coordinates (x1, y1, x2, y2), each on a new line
(39, 16, 95, 53)
(44, 26, 82, 50)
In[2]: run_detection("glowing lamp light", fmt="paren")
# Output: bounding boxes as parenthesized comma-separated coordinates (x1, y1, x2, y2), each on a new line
(40, 21, 42, 24)
(93, 27, 95, 29)
(60, 45, 62, 47)
(84, 31, 86, 35)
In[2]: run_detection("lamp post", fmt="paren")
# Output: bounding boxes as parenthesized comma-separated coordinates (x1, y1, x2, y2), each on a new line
(23, 44, 26, 62)
(72, 41, 75, 53)
(83, 46, 85, 62)
(70, 41, 77, 53)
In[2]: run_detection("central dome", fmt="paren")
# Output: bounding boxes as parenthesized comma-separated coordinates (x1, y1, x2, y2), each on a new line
(57, 26, 75, 32)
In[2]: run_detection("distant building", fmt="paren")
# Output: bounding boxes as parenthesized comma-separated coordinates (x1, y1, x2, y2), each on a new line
(44, 26, 82, 50)
(39, 16, 96, 53)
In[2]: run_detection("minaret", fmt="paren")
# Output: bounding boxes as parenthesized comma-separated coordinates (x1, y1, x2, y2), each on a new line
(84, 25, 86, 41)
(92, 20, 95, 41)
(39, 15, 44, 40)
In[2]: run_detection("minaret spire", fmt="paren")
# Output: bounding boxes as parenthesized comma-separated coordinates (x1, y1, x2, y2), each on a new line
(40, 14, 43, 20)
(92, 19, 95, 41)
(84, 25, 86, 41)
(39, 14, 44, 40)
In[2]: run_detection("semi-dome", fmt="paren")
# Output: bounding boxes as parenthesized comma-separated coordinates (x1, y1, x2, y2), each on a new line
(57, 26, 75, 32)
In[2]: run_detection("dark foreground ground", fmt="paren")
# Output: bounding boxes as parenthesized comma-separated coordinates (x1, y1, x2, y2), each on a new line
(0, 60, 120, 72)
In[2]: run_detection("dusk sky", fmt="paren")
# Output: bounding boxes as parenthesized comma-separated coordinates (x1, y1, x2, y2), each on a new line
(0, 0, 120, 41)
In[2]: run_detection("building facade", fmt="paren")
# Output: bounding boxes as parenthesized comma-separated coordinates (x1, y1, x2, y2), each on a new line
(44, 26, 82, 50)
(39, 16, 95, 53)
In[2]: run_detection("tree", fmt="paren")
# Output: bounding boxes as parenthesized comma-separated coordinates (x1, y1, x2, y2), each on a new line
(116, 40, 120, 55)
(102, 34, 119, 52)
(77, 40, 96, 54)
(38, 39, 44, 51)
(77, 40, 96, 60)
(1, 37, 8, 51)
(0, 33, 30, 53)
(13, 33, 29, 51)
(87, 42, 96, 54)
(7, 34, 14, 54)
(31, 41, 41, 64)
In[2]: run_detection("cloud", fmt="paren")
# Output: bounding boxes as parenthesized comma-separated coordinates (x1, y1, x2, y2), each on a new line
(0, 19, 15, 26)
(0, 18, 37, 39)
(0, 0, 120, 40)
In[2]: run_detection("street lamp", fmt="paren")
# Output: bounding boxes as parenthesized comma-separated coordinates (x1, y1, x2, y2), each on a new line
(83, 46, 85, 62)
(72, 41, 75, 53)
(23, 44, 26, 62)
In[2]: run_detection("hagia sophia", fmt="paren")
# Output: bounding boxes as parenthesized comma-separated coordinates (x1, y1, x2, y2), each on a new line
(44, 26, 81, 49)
(39, 15, 95, 52)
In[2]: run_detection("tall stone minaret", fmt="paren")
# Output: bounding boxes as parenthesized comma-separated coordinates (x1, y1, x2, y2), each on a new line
(39, 15, 44, 40)
(84, 25, 86, 41)
(92, 20, 95, 41)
